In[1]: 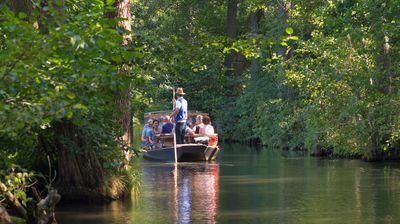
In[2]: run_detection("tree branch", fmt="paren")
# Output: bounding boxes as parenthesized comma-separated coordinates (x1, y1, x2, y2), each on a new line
(0, 181, 28, 220)
(0, 51, 26, 81)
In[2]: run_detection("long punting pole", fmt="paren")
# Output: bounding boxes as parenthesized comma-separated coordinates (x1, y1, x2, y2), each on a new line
(173, 88, 178, 164)
(172, 87, 179, 221)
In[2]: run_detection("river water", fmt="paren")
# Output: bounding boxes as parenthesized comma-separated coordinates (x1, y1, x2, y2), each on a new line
(57, 143, 400, 223)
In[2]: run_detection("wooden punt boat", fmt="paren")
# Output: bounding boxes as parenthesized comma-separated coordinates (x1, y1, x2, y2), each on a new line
(143, 143, 219, 162)
(141, 111, 220, 162)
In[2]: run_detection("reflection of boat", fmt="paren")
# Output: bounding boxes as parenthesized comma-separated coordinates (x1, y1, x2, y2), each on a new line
(142, 111, 220, 162)
(140, 162, 219, 223)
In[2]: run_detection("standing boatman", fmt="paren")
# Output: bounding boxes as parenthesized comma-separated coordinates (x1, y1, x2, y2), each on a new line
(170, 88, 188, 144)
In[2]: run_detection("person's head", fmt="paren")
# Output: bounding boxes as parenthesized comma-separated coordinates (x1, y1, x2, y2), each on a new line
(196, 115, 203, 124)
(147, 118, 153, 126)
(163, 116, 170, 123)
(202, 116, 211, 125)
(176, 87, 186, 97)
(153, 119, 159, 128)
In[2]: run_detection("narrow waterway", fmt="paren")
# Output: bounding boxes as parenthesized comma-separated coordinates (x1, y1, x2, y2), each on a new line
(57, 143, 400, 223)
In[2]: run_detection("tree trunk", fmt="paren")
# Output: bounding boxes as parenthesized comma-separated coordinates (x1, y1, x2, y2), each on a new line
(276, 0, 296, 100)
(226, 0, 237, 39)
(276, 0, 291, 58)
(248, 8, 263, 85)
(224, 0, 237, 91)
(383, 35, 391, 95)
(53, 120, 106, 201)
(8, 0, 32, 16)
(115, 0, 133, 147)
(223, 0, 246, 98)
(36, 0, 65, 34)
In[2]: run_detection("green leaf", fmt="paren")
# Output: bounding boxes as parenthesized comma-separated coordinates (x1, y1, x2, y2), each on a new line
(290, 36, 299, 41)
(280, 42, 288, 47)
(18, 12, 27, 19)
(123, 51, 144, 60)
(111, 54, 122, 63)
(66, 93, 76, 100)
(66, 110, 74, 119)
(285, 27, 294, 35)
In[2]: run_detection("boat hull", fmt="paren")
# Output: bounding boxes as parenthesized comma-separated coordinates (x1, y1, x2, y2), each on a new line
(143, 144, 219, 162)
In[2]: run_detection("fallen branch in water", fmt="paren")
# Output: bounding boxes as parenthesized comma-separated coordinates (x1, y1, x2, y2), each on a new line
(36, 188, 61, 224)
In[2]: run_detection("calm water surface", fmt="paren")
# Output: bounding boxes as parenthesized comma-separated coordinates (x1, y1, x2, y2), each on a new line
(57, 144, 400, 223)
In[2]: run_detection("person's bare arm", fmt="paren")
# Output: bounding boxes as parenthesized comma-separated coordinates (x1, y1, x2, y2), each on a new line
(170, 108, 179, 120)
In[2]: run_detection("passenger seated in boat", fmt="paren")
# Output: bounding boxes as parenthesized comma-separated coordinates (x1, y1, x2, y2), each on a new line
(185, 122, 195, 137)
(199, 115, 214, 136)
(152, 119, 162, 148)
(192, 115, 204, 134)
(195, 116, 215, 144)
(141, 118, 155, 149)
(161, 116, 174, 134)
(153, 119, 161, 135)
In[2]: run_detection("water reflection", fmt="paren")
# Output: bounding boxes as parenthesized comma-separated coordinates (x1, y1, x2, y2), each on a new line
(56, 144, 400, 224)
(140, 161, 219, 224)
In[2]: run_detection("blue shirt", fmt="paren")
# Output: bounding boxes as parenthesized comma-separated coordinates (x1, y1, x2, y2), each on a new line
(141, 124, 154, 140)
(175, 96, 188, 122)
(161, 123, 174, 134)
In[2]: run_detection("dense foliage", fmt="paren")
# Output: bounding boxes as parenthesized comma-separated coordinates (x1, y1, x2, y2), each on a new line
(134, 0, 400, 160)
(253, 0, 400, 160)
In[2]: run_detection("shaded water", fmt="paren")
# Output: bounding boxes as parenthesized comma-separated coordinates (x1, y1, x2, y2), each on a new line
(57, 144, 400, 223)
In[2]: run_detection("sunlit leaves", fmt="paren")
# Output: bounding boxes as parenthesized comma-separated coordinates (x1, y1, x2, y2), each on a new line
(285, 27, 294, 35)
(0, 167, 36, 204)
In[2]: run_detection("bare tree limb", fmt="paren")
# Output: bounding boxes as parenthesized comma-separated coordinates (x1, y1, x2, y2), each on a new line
(31, 186, 42, 202)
